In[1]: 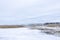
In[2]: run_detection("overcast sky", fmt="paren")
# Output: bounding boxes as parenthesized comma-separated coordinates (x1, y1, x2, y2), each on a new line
(0, 0, 60, 25)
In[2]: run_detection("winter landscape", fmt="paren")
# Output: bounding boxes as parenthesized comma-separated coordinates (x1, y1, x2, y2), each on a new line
(0, 23, 59, 40)
(0, 0, 60, 40)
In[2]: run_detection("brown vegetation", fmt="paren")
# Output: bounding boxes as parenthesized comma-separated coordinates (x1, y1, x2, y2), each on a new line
(46, 24, 60, 27)
(0, 25, 24, 28)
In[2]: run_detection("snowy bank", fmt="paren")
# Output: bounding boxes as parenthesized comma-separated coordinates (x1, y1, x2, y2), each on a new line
(0, 28, 59, 40)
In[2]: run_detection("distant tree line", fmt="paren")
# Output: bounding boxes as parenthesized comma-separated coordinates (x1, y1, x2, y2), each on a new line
(27, 22, 60, 27)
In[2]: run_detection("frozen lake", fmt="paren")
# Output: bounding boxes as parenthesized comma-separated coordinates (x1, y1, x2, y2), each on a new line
(0, 28, 59, 40)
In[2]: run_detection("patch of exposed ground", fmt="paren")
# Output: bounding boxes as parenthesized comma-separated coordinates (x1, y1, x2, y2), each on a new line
(0, 25, 24, 28)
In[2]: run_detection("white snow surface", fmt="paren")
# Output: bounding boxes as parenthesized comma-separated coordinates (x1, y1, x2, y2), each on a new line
(0, 28, 59, 40)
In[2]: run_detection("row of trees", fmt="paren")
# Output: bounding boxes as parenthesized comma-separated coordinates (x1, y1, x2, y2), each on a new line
(27, 22, 60, 27)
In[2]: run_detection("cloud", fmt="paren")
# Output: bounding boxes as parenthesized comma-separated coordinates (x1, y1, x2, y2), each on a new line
(0, 0, 60, 24)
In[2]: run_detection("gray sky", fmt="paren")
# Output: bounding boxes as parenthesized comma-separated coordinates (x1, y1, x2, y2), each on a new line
(0, 0, 60, 25)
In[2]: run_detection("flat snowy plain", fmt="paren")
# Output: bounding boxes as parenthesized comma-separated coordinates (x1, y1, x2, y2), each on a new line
(0, 28, 59, 40)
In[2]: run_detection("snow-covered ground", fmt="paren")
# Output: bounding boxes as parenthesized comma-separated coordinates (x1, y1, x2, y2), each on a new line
(0, 28, 59, 40)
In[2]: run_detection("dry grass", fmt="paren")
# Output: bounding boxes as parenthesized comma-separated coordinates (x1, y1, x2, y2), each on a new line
(46, 24, 60, 27)
(0, 25, 24, 28)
